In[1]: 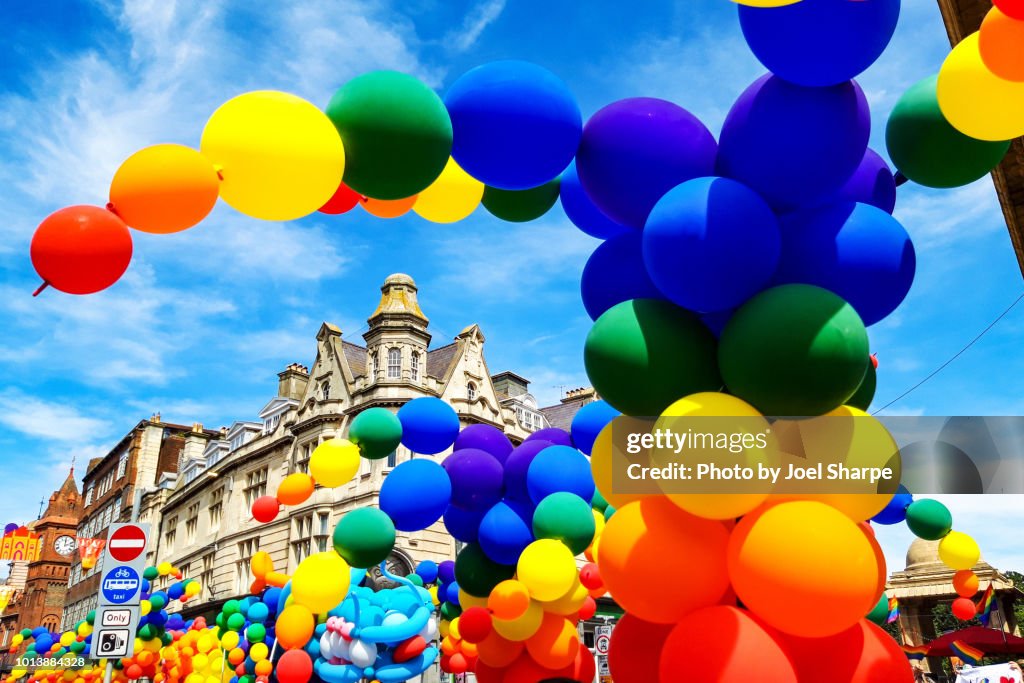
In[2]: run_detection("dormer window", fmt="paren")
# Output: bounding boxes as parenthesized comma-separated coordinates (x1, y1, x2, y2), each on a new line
(467, 382, 477, 401)
(387, 348, 401, 379)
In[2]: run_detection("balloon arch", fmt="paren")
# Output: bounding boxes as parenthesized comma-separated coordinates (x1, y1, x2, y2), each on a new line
(14, 0, 1024, 682)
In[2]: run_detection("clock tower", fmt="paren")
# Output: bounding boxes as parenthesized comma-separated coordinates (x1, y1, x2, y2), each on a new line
(18, 469, 82, 632)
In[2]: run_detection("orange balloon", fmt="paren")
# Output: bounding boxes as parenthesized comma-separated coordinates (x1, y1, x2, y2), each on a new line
(728, 501, 880, 637)
(953, 569, 979, 598)
(361, 195, 417, 218)
(275, 605, 315, 650)
(476, 630, 523, 668)
(253, 661, 272, 677)
(590, 423, 646, 510)
(487, 580, 530, 620)
(597, 497, 730, 624)
(980, 7, 1024, 82)
(109, 144, 220, 234)
(524, 612, 580, 670)
(277, 473, 315, 506)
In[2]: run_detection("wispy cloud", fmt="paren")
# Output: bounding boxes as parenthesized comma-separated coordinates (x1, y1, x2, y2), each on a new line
(0, 390, 111, 442)
(446, 0, 506, 53)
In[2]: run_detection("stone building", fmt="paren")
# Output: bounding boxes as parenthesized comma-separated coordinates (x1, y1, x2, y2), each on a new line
(134, 274, 591, 613)
(887, 537, 1023, 677)
(61, 419, 220, 629)
(0, 471, 81, 663)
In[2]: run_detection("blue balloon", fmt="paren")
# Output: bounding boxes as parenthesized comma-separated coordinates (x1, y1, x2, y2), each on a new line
(717, 75, 870, 212)
(397, 397, 460, 455)
(526, 445, 595, 504)
(774, 202, 915, 326)
(643, 177, 781, 313)
(581, 231, 663, 321)
(262, 588, 282, 614)
(570, 400, 620, 455)
(503, 440, 553, 503)
(560, 160, 630, 239)
(380, 459, 452, 531)
(525, 428, 572, 447)
(437, 560, 456, 585)
(247, 602, 269, 623)
(445, 60, 582, 190)
(453, 424, 513, 464)
(872, 485, 913, 525)
(415, 560, 439, 584)
(442, 449, 505, 511)
(833, 149, 897, 214)
(577, 97, 717, 228)
(442, 504, 486, 543)
(739, 0, 901, 87)
(478, 502, 535, 565)
(446, 582, 461, 606)
(168, 583, 184, 600)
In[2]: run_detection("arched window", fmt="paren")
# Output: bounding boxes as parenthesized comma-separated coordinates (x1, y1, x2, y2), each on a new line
(467, 382, 477, 400)
(387, 348, 402, 379)
(369, 350, 378, 379)
(410, 352, 420, 381)
(321, 381, 330, 401)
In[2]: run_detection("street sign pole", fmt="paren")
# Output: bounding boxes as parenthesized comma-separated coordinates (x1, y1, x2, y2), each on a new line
(89, 523, 149, 662)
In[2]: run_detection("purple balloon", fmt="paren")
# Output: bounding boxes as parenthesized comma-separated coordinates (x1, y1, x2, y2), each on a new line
(442, 449, 504, 510)
(833, 149, 896, 214)
(526, 428, 572, 447)
(576, 97, 717, 229)
(438, 560, 457, 585)
(560, 160, 630, 239)
(503, 440, 553, 502)
(581, 232, 664, 321)
(717, 75, 870, 212)
(453, 425, 514, 465)
(3, 523, 18, 535)
(443, 505, 486, 543)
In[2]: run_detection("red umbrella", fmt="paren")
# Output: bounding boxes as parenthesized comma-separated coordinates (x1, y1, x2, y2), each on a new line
(927, 626, 1024, 656)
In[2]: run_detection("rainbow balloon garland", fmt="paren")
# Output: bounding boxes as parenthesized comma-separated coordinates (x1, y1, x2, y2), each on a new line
(16, 0, 1024, 682)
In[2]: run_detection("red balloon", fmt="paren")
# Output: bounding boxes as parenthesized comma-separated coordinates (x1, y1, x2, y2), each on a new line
(608, 613, 674, 683)
(125, 665, 142, 680)
(660, 606, 798, 683)
(472, 660, 505, 683)
(579, 563, 603, 590)
(393, 635, 427, 663)
(276, 650, 312, 683)
(252, 496, 280, 523)
(782, 620, 913, 683)
(995, 0, 1024, 20)
(952, 597, 977, 621)
(319, 182, 362, 214)
(554, 647, 596, 683)
(578, 596, 597, 621)
(459, 606, 493, 644)
(30, 205, 133, 295)
(503, 654, 564, 683)
(448, 652, 469, 675)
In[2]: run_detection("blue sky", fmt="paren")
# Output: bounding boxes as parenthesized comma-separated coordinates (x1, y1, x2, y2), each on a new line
(1, 0, 1023, 580)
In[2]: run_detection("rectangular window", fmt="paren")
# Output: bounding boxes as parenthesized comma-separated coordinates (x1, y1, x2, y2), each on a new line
(185, 503, 199, 545)
(235, 538, 260, 594)
(292, 514, 314, 564)
(209, 502, 222, 533)
(117, 452, 128, 479)
(387, 450, 397, 469)
(84, 486, 94, 507)
(201, 554, 215, 600)
(411, 354, 419, 381)
(295, 442, 313, 475)
(387, 348, 401, 379)
(244, 467, 269, 507)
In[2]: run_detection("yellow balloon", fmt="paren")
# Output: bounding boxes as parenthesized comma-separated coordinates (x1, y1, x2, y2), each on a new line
(937, 32, 1024, 141)
(449, 617, 461, 642)
(309, 438, 361, 487)
(412, 157, 484, 223)
(12, 634, 24, 646)
(939, 530, 981, 570)
(492, 599, 543, 641)
(654, 392, 776, 520)
(429, 585, 440, 606)
(438, 619, 450, 638)
(732, 0, 802, 5)
(158, 562, 173, 576)
(221, 631, 240, 650)
(249, 643, 268, 662)
(200, 91, 345, 220)
(517, 539, 577, 602)
(59, 632, 75, 647)
(291, 551, 351, 613)
(140, 600, 152, 616)
(590, 422, 646, 510)
(537, 578, 588, 616)
(458, 589, 488, 610)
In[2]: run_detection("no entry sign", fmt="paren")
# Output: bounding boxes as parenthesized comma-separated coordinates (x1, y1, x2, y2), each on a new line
(108, 524, 147, 562)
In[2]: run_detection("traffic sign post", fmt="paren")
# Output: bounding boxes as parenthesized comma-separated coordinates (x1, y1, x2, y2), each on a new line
(595, 623, 613, 683)
(89, 523, 149, 661)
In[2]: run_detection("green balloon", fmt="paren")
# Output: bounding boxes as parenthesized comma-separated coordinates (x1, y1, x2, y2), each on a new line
(481, 179, 560, 222)
(143, 566, 159, 581)
(69, 641, 86, 654)
(223, 599, 240, 615)
(454, 543, 516, 598)
(86, 610, 96, 626)
(138, 624, 156, 640)
(246, 623, 266, 643)
(349, 408, 403, 460)
(439, 602, 462, 621)
(905, 499, 952, 541)
(407, 573, 424, 587)
(227, 612, 246, 631)
(149, 593, 167, 611)
(533, 492, 596, 556)
(20, 628, 32, 638)
(591, 488, 609, 514)
(326, 70, 452, 200)
(604, 505, 616, 521)
(332, 507, 396, 568)
(848, 360, 876, 411)
(866, 594, 889, 626)
(215, 613, 226, 629)
(719, 285, 868, 416)
(161, 632, 173, 646)
(886, 76, 1010, 189)
(584, 299, 722, 416)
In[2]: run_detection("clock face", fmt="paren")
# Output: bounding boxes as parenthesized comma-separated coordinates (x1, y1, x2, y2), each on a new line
(54, 535, 77, 556)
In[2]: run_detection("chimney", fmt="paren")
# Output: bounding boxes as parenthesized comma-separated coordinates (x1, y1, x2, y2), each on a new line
(561, 387, 596, 403)
(182, 429, 209, 464)
(278, 363, 310, 401)
(150, 412, 162, 424)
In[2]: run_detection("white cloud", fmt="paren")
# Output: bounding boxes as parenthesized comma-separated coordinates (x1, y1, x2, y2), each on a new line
(895, 181, 1005, 250)
(446, 0, 506, 53)
(0, 390, 111, 442)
